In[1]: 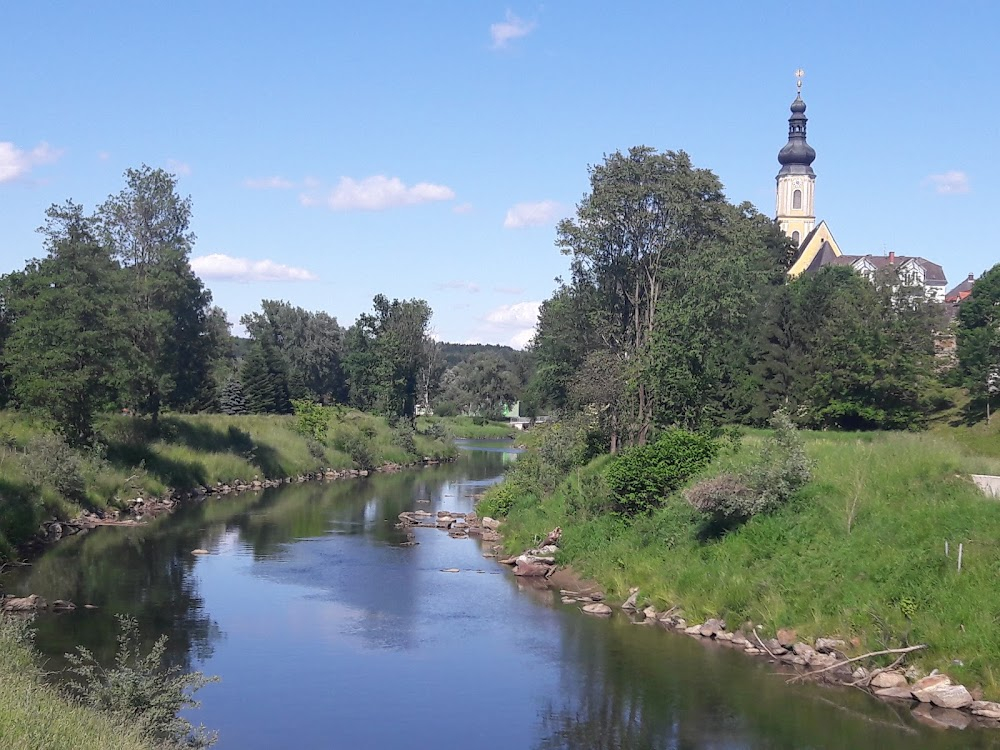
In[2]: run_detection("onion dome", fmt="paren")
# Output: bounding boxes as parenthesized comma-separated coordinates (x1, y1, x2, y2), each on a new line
(777, 94, 815, 176)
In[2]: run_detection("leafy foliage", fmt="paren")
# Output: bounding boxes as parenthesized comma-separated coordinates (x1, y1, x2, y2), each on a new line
(291, 399, 328, 442)
(605, 430, 719, 516)
(957, 263, 1000, 421)
(64, 615, 218, 749)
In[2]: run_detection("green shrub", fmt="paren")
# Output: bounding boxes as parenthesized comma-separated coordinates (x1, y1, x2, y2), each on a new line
(535, 414, 605, 475)
(64, 615, 218, 749)
(391, 425, 417, 457)
(291, 400, 328, 442)
(606, 430, 719, 517)
(477, 482, 520, 518)
(21, 433, 89, 502)
(333, 427, 375, 471)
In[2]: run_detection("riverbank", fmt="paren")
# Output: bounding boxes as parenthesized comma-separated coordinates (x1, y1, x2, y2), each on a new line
(484, 423, 1000, 700)
(0, 616, 154, 750)
(0, 409, 458, 561)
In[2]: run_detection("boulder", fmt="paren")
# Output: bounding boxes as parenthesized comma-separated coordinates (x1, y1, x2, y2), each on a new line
(763, 639, 788, 656)
(684, 624, 703, 636)
(191, 549, 210, 555)
(927, 684, 973, 710)
(792, 642, 817, 660)
(717, 632, 734, 642)
(911, 674, 952, 703)
(700, 619, 726, 638)
(1, 594, 46, 612)
(870, 671, 909, 689)
(51, 599, 76, 612)
(440, 568, 461, 573)
(481, 517, 501, 531)
(621, 588, 640, 612)
(542, 527, 562, 546)
(815, 638, 847, 654)
(776, 628, 797, 648)
(875, 687, 917, 701)
(581, 603, 612, 616)
(731, 632, 749, 647)
(513, 561, 551, 577)
(971, 701, 1000, 720)
(779, 653, 808, 666)
(807, 652, 839, 669)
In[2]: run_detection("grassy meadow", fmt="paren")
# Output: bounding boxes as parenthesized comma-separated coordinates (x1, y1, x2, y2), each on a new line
(0, 408, 457, 559)
(492, 421, 1000, 696)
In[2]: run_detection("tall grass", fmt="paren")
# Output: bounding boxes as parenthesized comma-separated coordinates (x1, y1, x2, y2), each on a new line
(499, 428, 1000, 696)
(0, 616, 154, 750)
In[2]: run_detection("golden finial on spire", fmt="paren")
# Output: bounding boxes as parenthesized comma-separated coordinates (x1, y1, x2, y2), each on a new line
(795, 68, 805, 93)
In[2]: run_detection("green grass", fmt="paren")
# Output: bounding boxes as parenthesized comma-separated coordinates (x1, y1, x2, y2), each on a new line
(0, 616, 154, 750)
(496, 426, 1000, 697)
(0, 408, 456, 559)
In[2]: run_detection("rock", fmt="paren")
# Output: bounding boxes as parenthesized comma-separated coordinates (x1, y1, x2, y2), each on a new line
(561, 597, 576, 604)
(911, 674, 952, 703)
(621, 588, 640, 611)
(911, 703, 971, 730)
(792, 642, 817, 660)
(870, 671, 909, 689)
(581, 603, 612, 616)
(717, 632, 734, 642)
(516, 554, 556, 566)
(875, 687, 917, 701)
(436, 516, 454, 528)
(776, 628, 797, 648)
(642, 606, 658, 620)
(589, 592, 605, 601)
(971, 701, 1000, 720)
(191, 549, 210, 555)
(780, 653, 808, 666)
(440, 568, 461, 573)
(852, 667, 869, 681)
(731, 632, 749, 646)
(700, 618, 726, 638)
(1, 594, 46, 612)
(513, 562, 552, 577)
(744, 647, 762, 655)
(684, 624, 704, 636)
(51, 599, 76, 612)
(672, 618, 687, 630)
(928, 684, 974, 710)
(83, 604, 98, 610)
(542, 527, 562, 546)
(807, 652, 839, 669)
(764, 639, 788, 656)
(481, 517, 501, 530)
(815, 637, 847, 654)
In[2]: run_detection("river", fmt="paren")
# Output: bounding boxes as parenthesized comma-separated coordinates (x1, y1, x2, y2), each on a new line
(4, 443, 999, 749)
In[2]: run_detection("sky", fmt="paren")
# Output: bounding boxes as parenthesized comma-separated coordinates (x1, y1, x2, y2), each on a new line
(2, 2, 998, 348)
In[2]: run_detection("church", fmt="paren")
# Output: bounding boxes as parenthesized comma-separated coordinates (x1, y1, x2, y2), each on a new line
(774, 74, 950, 301)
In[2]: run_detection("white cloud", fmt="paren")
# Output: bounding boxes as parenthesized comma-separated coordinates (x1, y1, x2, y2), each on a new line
(508, 327, 536, 349)
(491, 11, 536, 49)
(302, 175, 455, 211)
(244, 176, 294, 190)
(191, 253, 319, 282)
(166, 159, 192, 176)
(503, 199, 562, 229)
(435, 280, 480, 293)
(494, 285, 525, 295)
(485, 300, 541, 327)
(923, 170, 970, 195)
(0, 141, 62, 183)
(452, 202, 474, 214)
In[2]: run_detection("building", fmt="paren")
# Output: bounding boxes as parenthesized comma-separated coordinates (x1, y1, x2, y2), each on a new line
(777, 74, 948, 297)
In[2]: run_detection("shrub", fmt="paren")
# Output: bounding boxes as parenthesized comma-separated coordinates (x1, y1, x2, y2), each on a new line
(535, 414, 605, 475)
(606, 430, 719, 517)
(21, 433, 89, 502)
(64, 615, 218, 749)
(477, 482, 520, 518)
(291, 400, 328, 442)
(685, 409, 811, 522)
(333, 427, 375, 471)
(391, 425, 417, 457)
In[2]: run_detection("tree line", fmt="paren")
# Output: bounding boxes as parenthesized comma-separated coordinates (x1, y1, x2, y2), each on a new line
(526, 146, 1000, 448)
(0, 166, 535, 445)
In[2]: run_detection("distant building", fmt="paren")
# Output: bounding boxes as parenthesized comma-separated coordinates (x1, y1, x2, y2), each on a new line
(945, 273, 976, 304)
(776, 74, 948, 299)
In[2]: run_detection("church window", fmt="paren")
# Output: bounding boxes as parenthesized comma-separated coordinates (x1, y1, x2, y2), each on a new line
(793, 189, 802, 209)
(792, 231, 800, 244)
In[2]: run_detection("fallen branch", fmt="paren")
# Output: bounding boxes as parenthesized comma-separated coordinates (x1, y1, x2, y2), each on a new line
(754, 631, 778, 658)
(787, 644, 927, 683)
(850, 654, 905, 687)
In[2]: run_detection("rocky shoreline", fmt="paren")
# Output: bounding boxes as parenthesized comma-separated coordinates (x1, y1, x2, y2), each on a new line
(413, 512, 1000, 733)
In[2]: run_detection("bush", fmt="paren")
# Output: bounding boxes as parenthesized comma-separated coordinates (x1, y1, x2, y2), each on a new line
(535, 414, 605, 475)
(477, 482, 520, 518)
(291, 400, 328, 442)
(391, 425, 417, 457)
(21, 433, 89, 502)
(333, 427, 375, 471)
(685, 409, 811, 522)
(64, 616, 218, 749)
(606, 430, 719, 517)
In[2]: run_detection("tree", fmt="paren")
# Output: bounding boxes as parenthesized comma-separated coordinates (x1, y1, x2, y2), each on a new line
(343, 295, 432, 421)
(556, 147, 729, 443)
(2, 203, 128, 443)
(528, 286, 597, 412)
(957, 263, 1000, 422)
(96, 165, 215, 423)
(241, 300, 345, 402)
(436, 353, 521, 415)
(218, 376, 248, 415)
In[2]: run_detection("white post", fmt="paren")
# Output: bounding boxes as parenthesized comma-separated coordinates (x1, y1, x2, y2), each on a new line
(945, 540, 949, 557)
(958, 543, 964, 573)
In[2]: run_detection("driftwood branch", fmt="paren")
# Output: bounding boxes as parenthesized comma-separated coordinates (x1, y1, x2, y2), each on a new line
(787, 644, 927, 683)
(754, 631, 778, 658)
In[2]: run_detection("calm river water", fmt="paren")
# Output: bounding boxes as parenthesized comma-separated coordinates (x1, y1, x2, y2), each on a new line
(6, 443, 1000, 749)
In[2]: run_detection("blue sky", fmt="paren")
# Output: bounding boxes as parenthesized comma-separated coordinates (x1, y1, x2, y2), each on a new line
(2, 2, 997, 347)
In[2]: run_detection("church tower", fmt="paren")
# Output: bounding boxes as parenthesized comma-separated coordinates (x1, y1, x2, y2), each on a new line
(776, 70, 816, 247)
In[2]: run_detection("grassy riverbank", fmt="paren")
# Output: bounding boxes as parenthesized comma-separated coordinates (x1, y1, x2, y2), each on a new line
(0, 409, 456, 559)
(490, 422, 1000, 696)
(0, 617, 153, 750)
(417, 415, 516, 440)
